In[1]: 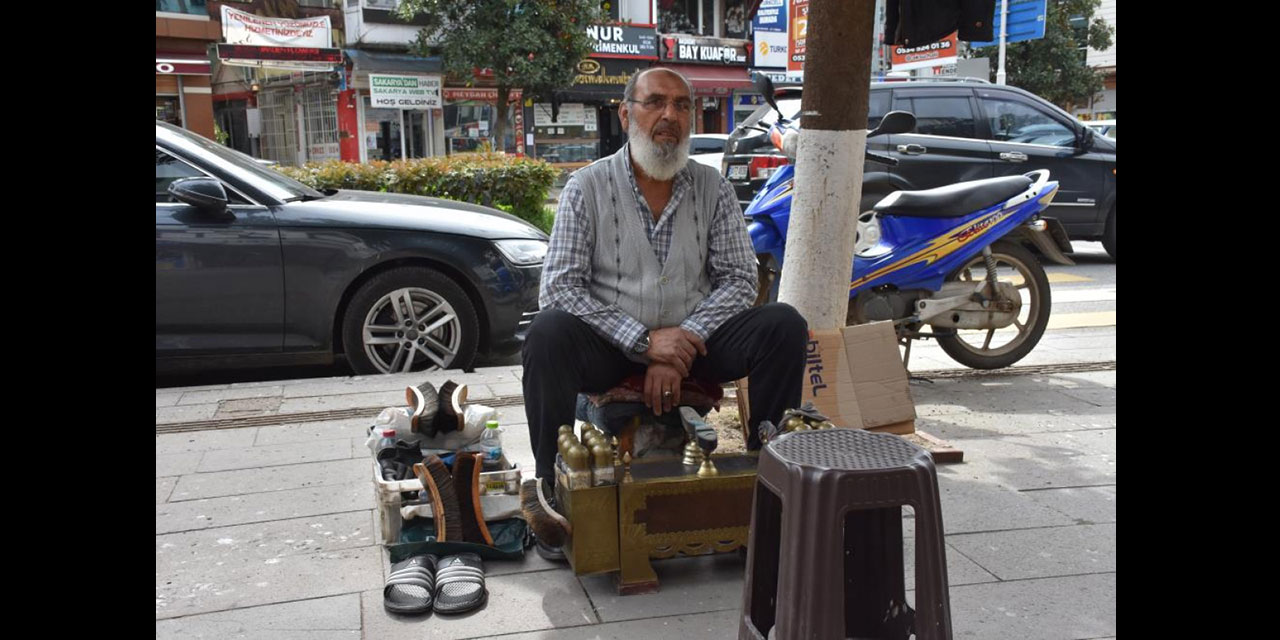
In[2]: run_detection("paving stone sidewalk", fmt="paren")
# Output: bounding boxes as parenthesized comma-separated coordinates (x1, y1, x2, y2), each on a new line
(156, 328, 1116, 639)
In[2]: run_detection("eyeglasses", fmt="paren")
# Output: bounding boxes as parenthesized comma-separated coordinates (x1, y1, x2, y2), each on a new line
(626, 96, 694, 113)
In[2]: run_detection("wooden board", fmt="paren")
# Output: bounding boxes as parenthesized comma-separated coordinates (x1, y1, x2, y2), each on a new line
(901, 430, 964, 464)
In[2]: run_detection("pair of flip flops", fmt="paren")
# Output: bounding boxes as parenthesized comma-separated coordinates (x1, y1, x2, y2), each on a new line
(384, 552, 488, 615)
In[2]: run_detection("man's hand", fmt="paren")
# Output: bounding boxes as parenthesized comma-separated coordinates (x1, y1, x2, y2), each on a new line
(647, 327, 708, 377)
(643, 362, 685, 415)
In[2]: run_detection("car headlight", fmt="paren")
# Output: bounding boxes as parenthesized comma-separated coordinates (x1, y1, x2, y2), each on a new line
(493, 239, 548, 266)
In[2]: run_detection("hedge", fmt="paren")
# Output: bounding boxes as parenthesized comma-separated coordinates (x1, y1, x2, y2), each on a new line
(276, 153, 559, 232)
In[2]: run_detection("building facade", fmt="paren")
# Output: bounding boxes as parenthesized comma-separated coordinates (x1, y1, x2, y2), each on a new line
(157, 1, 220, 140)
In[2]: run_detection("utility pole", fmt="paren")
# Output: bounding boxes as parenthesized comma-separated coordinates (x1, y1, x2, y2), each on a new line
(776, 0, 876, 331)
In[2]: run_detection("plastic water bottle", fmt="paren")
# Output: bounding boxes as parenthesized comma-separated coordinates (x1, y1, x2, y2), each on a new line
(376, 428, 397, 455)
(479, 420, 503, 471)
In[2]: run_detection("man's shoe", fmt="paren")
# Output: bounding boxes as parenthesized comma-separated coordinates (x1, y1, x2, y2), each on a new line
(534, 537, 568, 562)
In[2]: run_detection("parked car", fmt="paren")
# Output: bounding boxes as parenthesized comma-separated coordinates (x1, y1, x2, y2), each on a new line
(689, 133, 729, 170)
(156, 121, 546, 374)
(723, 80, 1117, 258)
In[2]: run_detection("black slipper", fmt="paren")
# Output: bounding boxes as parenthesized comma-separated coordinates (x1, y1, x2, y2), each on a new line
(383, 554, 437, 615)
(433, 553, 488, 614)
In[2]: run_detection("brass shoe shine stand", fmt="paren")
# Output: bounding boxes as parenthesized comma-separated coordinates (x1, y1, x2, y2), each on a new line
(554, 407, 759, 595)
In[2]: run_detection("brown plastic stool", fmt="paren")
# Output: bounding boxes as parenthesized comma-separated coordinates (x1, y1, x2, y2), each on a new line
(739, 428, 952, 640)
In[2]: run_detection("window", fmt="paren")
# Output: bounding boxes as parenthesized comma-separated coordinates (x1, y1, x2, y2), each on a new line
(156, 0, 207, 15)
(891, 95, 976, 138)
(868, 91, 890, 130)
(257, 88, 299, 166)
(157, 149, 205, 202)
(302, 85, 340, 161)
(983, 98, 1075, 147)
(691, 137, 725, 154)
(156, 148, 253, 205)
(156, 96, 182, 127)
(725, 0, 748, 39)
(659, 0, 708, 35)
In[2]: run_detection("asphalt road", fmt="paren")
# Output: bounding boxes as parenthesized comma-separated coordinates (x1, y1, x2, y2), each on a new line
(155, 241, 1115, 389)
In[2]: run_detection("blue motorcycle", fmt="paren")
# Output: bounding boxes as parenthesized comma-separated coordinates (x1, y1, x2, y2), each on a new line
(742, 81, 1076, 369)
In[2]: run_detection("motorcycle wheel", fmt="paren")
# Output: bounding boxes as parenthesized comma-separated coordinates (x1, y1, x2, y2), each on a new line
(935, 241, 1051, 370)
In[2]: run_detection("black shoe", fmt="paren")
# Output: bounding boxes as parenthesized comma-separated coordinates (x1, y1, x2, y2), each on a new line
(534, 537, 568, 562)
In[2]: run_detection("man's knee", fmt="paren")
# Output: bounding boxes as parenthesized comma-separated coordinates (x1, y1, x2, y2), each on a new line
(523, 309, 581, 357)
(759, 302, 808, 346)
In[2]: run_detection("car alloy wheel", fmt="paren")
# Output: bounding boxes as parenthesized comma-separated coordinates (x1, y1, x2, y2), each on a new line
(362, 287, 463, 373)
(342, 266, 479, 375)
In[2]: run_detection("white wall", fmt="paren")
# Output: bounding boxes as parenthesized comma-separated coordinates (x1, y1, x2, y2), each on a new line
(620, 0, 653, 23)
(344, 0, 434, 47)
(1086, 0, 1116, 68)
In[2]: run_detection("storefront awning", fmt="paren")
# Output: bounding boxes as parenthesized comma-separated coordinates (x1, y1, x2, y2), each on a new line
(346, 49, 443, 75)
(654, 64, 754, 97)
(156, 53, 211, 76)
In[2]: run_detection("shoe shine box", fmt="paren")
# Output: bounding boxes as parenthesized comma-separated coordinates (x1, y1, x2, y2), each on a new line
(555, 455, 621, 576)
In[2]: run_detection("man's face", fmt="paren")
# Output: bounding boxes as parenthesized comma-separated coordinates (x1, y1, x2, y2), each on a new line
(620, 70, 693, 150)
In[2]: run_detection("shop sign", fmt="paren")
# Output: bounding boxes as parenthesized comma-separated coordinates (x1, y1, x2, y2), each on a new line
(890, 33, 959, 71)
(753, 30, 789, 68)
(443, 88, 524, 102)
(753, 0, 788, 33)
(788, 0, 808, 74)
(308, 143, 341, 161)
(155, 57, 211, 75)
(216, 43, 342, 71)
(534, 103, 586, 127)
(572, 59, 646, 88)
(660, 35, 750, 66)
(370, 74, 442, 109)
(221, 6, 332, 49)
(586, 24, 658, 60)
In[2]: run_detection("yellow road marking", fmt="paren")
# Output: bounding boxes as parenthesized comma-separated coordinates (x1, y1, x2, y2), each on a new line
(1047, 273, 1094, 284)
(1047, 311, 1115, 330)
(959, 272, 1094, 286)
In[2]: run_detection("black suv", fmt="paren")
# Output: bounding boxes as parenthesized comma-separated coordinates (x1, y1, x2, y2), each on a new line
(723, 79, 1117, 258)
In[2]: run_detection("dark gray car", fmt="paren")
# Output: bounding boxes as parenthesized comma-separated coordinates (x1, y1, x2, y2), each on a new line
(156, 121, 545, 374)
(724, 80, 1117, 259)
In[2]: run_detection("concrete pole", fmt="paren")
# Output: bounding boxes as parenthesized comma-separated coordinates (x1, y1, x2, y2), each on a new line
(776, 0, 876, 331)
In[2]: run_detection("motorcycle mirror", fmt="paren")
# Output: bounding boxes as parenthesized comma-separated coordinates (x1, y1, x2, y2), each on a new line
(869, 111, 916, 137)
(751, 71, 782, 119)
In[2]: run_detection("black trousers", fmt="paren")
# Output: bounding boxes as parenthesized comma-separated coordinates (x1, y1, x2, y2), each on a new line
(521, 303, 808, 480)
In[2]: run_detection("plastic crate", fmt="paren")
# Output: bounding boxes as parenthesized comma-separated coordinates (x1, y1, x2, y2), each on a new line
(372, 454, 522, 545)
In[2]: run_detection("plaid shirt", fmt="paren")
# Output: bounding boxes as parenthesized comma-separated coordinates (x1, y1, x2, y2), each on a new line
(539, 150, 758, 354)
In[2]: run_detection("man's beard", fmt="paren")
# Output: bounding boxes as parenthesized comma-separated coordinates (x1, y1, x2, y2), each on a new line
(628, 120, 689, 181)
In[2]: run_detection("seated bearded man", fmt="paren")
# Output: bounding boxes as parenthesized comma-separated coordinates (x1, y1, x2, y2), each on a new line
(520, 68, 808, 558)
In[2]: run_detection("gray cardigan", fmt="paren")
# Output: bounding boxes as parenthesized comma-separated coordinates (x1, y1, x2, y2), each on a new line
(573, 145, 723, 332)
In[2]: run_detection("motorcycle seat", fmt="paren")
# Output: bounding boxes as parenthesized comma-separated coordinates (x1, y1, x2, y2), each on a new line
(874, 175, 1033, 218)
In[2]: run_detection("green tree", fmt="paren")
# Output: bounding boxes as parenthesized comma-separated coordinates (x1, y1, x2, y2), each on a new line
(397, 0, 605, 152)
(973, 0, 1114, 112)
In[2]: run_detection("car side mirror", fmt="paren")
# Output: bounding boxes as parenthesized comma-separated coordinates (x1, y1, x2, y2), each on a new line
(168, 177, 229, 215)
(1077, 126, 1096, 151)
(870, 110, 916, 136)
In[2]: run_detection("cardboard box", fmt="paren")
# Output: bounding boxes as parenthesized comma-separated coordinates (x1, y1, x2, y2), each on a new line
(800, 321, 916, 434)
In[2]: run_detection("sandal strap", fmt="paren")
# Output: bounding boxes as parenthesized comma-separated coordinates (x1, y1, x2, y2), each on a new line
(386, 564, 435, 588)
(385, 574, 434, 590)
(436, 566, 483, 584)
